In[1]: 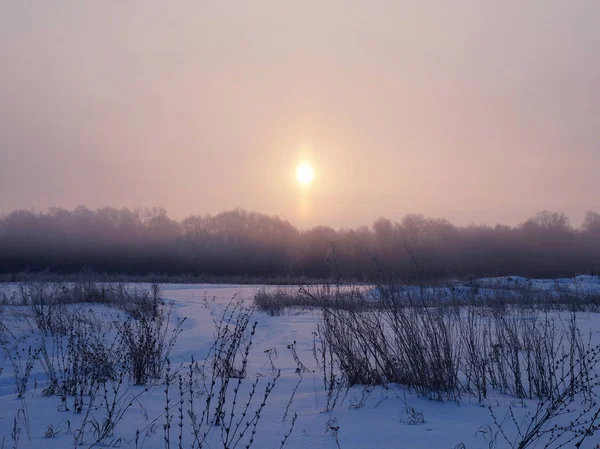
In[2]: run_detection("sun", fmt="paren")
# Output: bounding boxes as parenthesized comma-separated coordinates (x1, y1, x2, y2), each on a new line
(296, 162, 314, 186)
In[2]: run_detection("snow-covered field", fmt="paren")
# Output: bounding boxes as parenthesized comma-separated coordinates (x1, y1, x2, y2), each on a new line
(1, 281, 600, 449)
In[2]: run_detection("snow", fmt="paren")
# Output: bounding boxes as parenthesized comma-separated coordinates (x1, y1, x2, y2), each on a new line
(0, 282, 599, 448)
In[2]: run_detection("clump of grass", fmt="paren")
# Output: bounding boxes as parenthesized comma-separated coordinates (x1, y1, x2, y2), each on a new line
(253, 285, 372, 315)
(296, 277, 600, 411)
(10, 281, 165, 321)
(117, 305, 185, 385)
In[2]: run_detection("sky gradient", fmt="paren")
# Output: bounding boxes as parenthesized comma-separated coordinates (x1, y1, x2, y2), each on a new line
(1, 1, 599, 228)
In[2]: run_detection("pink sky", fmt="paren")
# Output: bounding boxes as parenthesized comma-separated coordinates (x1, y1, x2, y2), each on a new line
(1, 1, 599, 228)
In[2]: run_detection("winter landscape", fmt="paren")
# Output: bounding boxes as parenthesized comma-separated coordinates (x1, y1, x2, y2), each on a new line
(3, 2, 600, 448)
(2, 278, 600, 449)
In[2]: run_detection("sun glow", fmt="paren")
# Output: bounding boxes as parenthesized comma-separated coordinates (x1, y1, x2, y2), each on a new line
(296, 162, 314, 186)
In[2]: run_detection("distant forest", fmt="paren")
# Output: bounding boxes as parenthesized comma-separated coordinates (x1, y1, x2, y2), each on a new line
(1, 207, 600, 281)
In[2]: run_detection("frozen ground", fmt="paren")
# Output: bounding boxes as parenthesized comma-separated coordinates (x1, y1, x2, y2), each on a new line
(0, 281, 600, 448)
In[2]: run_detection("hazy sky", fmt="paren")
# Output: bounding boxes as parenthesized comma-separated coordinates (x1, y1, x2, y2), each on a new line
(1, 1, 599, 228)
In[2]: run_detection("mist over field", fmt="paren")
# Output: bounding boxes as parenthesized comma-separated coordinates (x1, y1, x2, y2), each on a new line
(2, 206, 600, 280)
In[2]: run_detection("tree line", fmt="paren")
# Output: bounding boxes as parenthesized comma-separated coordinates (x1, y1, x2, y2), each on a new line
(1, 206, 600, 281)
